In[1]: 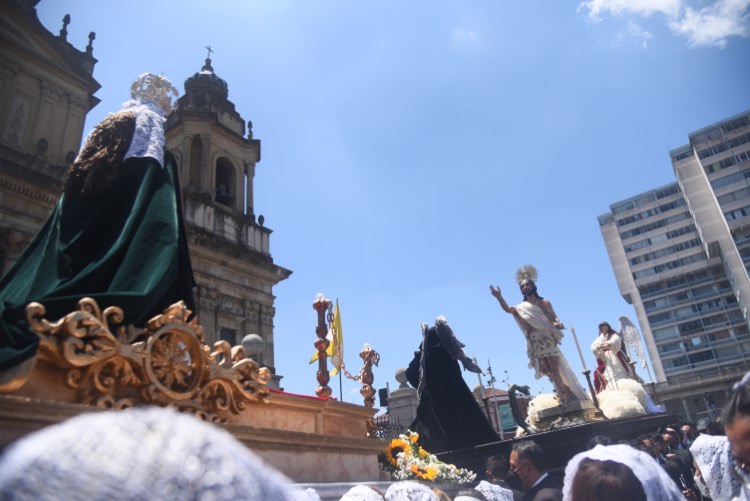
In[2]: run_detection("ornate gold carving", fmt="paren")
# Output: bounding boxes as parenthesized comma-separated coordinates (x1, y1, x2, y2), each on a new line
(26, 298, 269, 421)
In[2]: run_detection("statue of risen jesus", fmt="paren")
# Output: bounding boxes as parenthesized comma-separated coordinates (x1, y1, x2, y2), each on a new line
(490, 273, 588, 405)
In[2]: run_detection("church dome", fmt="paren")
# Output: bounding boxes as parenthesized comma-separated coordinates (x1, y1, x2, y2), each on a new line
(184, 57, 228, 99)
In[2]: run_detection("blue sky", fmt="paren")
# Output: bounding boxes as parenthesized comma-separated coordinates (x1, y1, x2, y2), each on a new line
(37, 1, 750, 404)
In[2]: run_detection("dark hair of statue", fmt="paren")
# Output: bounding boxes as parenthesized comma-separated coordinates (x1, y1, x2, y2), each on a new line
(570, 458, 646, 501)
(63, 111, 136, 197)
(723, 378, 750, 426)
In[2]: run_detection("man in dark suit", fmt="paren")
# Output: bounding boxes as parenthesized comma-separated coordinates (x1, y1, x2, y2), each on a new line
(509, 440, 562, 501)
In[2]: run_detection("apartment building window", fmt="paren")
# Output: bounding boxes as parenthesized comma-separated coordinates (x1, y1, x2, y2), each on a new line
(670, 290, 691, 304)
(704, 156, 736, 174)
(616, 199, 686, 227)
(644, 297, 670, 311)
(664, 356, 689, 369)
(620, 212, 691, 240)
(736, 150, 750, 164)
(653, 325, 679, 340)
(673, 150, 694, 162)
(656, 185, 680, 199)
(657, 341, 683, 354)
(716, 345, 741, 361)
(718, 187, 750, 204)
(675, 306, 696, 319)
(720, 116, 750, 134)
(728, 132, 750, 149)
(711, 168, 750, 190)
(688, 350, 715, 365)
(698, 142, 728, 159)
(725, 205, 750, 220)
(709, 329, 731, 342)
(679, 319, 703, 335)
(649, 311, 673, 325)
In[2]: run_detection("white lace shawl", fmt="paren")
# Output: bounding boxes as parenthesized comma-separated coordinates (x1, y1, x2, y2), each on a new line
(562, 444, 685, 501)
(474, 480, 514, 501)
(120, 99, 166, 166)
(384, 480, 438, 501)
(690, 434, 748, 500)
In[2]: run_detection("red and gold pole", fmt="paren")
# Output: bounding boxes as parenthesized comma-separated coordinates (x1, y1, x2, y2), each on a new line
(313, 293, 332, 399)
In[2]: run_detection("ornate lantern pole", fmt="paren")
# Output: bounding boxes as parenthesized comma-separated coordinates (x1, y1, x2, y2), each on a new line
(358, 343, 380, 436)
(313, 293, 333, 399)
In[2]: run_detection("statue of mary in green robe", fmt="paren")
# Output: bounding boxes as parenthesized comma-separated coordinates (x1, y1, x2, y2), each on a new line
(0, 75, 196, 389)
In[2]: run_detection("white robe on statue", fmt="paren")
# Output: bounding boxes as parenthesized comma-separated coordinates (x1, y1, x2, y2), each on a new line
(513, 301, 588, 401)
(591, 332, 632, 389)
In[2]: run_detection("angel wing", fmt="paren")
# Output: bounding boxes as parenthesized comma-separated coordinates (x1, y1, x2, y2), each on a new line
(618, 315, 646, 368)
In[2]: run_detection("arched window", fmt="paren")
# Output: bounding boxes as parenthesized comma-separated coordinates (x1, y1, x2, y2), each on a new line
(215, 158, 235, 207)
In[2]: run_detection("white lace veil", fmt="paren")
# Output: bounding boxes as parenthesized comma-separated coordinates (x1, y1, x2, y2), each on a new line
(562, 444, 685, 501)
(690, 433, 748, 500)
(121, 99, 166, 165)
(0, 406, 314, 501)
(384, 480, 438, 501)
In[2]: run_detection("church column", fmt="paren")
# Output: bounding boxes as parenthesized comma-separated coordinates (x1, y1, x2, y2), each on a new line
(0, 60, 21, 115)
(62, 96, 88, 164)
(244, 161, 255, 217)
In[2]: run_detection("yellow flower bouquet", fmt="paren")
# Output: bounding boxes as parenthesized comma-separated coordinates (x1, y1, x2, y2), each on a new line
(382, 431, 475, 484)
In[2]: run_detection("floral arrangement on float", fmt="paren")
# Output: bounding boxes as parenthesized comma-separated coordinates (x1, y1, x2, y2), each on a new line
(381, 431, 476, 483)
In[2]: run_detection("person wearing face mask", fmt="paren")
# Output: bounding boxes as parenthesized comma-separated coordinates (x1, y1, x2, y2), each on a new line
(508, 440, 562, 501)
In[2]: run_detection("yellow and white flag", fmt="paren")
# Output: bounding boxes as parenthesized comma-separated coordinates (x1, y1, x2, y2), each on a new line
(330, 301, 344, 376)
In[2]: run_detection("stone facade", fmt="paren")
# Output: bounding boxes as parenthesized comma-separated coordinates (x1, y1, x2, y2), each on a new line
(0, 0, 100, 274)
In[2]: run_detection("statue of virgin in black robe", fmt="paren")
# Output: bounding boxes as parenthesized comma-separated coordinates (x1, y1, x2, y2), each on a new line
(0, 95, 195, 390)
(405, 317, 499, 453)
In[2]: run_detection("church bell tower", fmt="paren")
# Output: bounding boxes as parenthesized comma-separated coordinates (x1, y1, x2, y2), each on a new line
(165, 54, 291, 387)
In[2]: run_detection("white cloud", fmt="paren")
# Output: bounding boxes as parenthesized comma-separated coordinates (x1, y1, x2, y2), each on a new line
(669, 0, 750, 48)
(606, 21, 653, 48)
(578, 0, 750, 48)
(626, 22, 654, 48)
(578, 0, 682, 21)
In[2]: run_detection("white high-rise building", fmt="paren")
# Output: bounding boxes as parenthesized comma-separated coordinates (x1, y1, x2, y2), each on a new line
(599, 110, 750, 419)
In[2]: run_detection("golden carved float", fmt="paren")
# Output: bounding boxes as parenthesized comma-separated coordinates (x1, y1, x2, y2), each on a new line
(25, 297, 270, 422)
